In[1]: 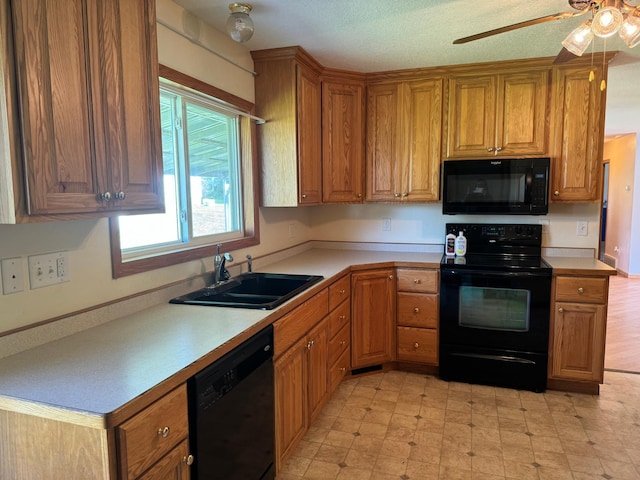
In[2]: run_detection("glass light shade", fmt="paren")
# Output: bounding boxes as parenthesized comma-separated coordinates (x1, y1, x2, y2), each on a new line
(619, 12, 640, 47)
(561, 20, 594, 56)
(592, 6, 624, 37)
(226, 3, 254, 43)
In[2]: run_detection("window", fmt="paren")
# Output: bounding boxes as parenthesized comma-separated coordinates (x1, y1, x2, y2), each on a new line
(109, 66, 259, 278)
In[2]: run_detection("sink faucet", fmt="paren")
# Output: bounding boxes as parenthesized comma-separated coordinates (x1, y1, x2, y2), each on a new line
(212, 244, 233, 285)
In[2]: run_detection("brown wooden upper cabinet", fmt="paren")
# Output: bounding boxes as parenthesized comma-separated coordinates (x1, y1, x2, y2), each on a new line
(322, 74, 365, 203)
(252, 47, 323, 207)
(366, 78, 443, 202)
(445, 70, 549, 159)
(549, 64, 608, 202)
(9, 0, 163, 218)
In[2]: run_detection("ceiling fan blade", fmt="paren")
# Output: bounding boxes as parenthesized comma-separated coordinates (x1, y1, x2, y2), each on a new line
(453, 11, 586, 44)
(553, 47, 580, 64)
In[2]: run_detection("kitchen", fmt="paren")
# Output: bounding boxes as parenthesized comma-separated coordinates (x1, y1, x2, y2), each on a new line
(1, 0, 639, 479)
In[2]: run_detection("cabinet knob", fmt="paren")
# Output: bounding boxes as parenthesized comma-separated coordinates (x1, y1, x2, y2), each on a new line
(302, 194, 307, 199)
(339, 289, 346, 295)
(100, 191, 112, 201)
(558, 307, 564, 313)
(554, 190, 560, 196)
(413, 307, 420, 314)
(157, 426, 170, 438)
(394, 193, 401, 198)
(340, 367, 346, 372)
(115, 191, 126, 200)
(340, 315, 346, 320)
(495, 146, 502, 152)
(388, 275, 394, 280)
(183, 454, 194, 466)
(357, 193, 362, 198)
(414, 342, 420, 349)
(487, 147, 494, 152)
(578, 287, 584, 294)
(306, 339, 315, 350)
(340, 340, 346, 346)
(401, 192, 408, 197)
(414, 278, 421, 284)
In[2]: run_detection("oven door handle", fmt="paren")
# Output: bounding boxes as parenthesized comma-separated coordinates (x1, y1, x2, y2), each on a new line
(451, 352, 536, 365)
(442, 269, 550, 279)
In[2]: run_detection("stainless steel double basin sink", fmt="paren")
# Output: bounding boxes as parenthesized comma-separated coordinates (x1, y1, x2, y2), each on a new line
(169, 272, 324, 310)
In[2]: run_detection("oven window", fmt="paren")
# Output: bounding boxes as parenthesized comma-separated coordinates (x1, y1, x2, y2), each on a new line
(458, 286, 530, 331)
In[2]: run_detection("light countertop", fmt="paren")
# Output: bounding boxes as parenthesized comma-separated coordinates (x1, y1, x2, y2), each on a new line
(0, 247, 613, 426)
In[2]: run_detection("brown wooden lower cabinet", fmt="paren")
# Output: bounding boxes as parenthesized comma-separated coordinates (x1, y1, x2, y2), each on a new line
(351, 268, 396, 368)
(396, 326, 438, 364)
(137, 439, 190, 480)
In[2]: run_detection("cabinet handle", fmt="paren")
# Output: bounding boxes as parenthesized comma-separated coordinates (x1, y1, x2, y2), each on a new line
(183, 454, 194, 466)
(339, 289, 346, 295)
(388, 275, 394, 280)
(115, 191, 126, 200)
(487, 147, 494, 152)
(340, 367, 346, 372)
(100, 192, 112, 201)
(340, 340, 346, 346)
(554, 190, 560, 197)
(414, 342, 420, 349)
(413, 307, 420, 313)
(302, 194, 307, 199)
(357, 193, 362, 198)
(394, 193, 401, 198)
(307, 340, 315, 350)
(401, 192, 408, 197)
(157, 426, 170, 438)
(340, 315, 346, 320)
(558, 307, 564, 313)
(495, 146, 502, 152)
(578, 287, 584, 294)
(414, 279, 421, 284)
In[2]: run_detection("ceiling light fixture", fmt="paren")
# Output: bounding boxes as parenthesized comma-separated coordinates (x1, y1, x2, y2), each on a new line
(226, 3, 254, 43)
(561, 1, 640, 55)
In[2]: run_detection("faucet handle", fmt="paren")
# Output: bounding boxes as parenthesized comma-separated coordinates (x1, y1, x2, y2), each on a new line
(246, 254, 253, 273)
(224, 252, 233, 262)
(216, 243, 221, 255)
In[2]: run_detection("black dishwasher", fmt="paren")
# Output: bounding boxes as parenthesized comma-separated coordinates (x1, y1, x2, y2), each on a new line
(188, 325, 275, 480)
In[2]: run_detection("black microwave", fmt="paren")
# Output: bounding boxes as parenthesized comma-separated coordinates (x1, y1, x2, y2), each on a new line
(442, 158, 550, 215)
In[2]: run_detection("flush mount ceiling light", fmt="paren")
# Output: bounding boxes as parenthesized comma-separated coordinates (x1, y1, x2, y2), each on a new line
(226, 3, 254, 43)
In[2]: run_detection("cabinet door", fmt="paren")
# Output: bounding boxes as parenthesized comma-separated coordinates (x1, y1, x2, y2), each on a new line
(137, 439, 190, 480)
(11, 0, 99, 215)
(552, 302, 606, 382)
(446, 75, 497, 158)
(322, 81, 364, 203)
(497, 71, 548, 156)
(401, 79, 443, 201)
(274, 339, 307, 467)
(351, 269, 396, 368)
(307, 318, 329, 422)
(297, 63, 323, 204)
(550, 66, 604, 201)
(365, 83, 401, 201)
(89, 0, 164, 213)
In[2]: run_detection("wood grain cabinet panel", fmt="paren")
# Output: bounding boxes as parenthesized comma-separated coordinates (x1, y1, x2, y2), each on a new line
(351, 268, 396, 368)
(11, 0, 163, 217)
(252, 47, 323, 206)
(550, 65, 606, 202)
(397, 292, 438, 329)
(445, 70, 548, 159)
(322, 78, 364, 203)
(397, 326, 438, 364)
(137, 439, 190, 480)
(366, 78, 442, 202)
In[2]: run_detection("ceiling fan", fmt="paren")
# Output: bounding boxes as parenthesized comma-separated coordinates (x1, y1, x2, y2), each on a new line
(453, 0, 640, 64)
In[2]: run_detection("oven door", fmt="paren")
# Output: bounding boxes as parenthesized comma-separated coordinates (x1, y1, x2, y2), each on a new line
(440, 268, 551, 353)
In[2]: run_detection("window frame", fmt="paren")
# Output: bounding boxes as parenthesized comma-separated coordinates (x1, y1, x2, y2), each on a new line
(109, 65, 260, 279)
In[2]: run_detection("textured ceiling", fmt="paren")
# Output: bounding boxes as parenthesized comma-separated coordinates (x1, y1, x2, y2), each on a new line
(173, 0, 640, 123)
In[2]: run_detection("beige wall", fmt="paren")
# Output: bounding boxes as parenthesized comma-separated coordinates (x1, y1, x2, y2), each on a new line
(0, 0, 310, 335)
(603, 134, 638, 275)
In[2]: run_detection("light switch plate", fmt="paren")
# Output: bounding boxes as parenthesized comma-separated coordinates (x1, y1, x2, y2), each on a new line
(28, 251, 70, 289)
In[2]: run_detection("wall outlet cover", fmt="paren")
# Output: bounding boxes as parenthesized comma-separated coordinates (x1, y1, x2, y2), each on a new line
(1, 258, 25, 294)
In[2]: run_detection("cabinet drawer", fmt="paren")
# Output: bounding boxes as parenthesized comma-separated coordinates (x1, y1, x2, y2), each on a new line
(397, 292, 438, 328)
(328, 299, 350, 339)
(329, 346, 350, 393)
(329, 275, 351, 311)
(274, 289, 329, 358)
(117, 385, 189, 480)
(329, 322, 350, 365)
(555, 276, 608, 304)
(396, 269, 438, 293)
(396, 327, 438, 365)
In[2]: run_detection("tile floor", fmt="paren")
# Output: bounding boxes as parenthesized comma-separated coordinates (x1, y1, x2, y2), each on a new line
(277, 370, 640, 480)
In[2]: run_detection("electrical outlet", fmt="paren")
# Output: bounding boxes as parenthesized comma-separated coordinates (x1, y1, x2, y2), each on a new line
(382, 218, 391, 231)
(28, 251, 70, 289)
(1, 258, 25, 294)
(576, 220, 588, 236)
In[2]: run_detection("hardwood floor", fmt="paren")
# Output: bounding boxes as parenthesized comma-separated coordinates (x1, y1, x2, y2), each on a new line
(605, 274, 640, 373)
